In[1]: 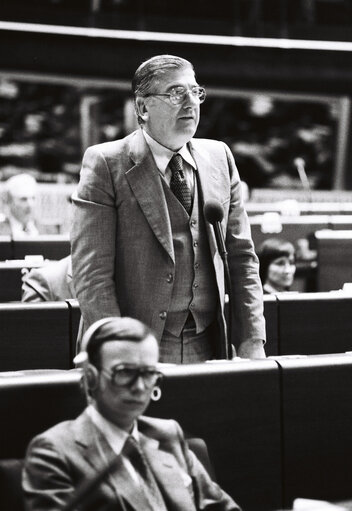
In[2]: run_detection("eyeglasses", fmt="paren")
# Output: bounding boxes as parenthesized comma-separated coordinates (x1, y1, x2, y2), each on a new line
(101, 364, 163, 388)
(143, 86, 206, 105)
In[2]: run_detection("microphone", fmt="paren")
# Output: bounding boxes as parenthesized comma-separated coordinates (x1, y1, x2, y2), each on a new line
(204, 199, 232, 360)
(294, 157, 312, 202)
(203, 199, 227, 260)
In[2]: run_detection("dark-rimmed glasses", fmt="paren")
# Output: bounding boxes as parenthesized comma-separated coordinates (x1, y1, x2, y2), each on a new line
(143, 86, 206, 105)
(100, 364, 163, 388)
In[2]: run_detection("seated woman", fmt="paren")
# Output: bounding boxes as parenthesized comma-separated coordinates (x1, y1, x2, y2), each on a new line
(257, 238, 296, 294)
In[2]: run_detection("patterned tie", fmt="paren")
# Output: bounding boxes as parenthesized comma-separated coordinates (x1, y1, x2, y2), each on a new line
(169, 154, 192, 215)
(122, 435, 167, 511)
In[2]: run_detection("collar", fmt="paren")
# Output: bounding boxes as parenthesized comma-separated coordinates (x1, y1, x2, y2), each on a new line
(8, 215, 38, 236)
(142, 129, 196, 176)
(87, 404, 139, 455)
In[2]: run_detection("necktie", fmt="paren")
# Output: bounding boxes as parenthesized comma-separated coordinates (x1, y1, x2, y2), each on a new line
(169, 154, 192, 215)
(123, 436, 167, 511)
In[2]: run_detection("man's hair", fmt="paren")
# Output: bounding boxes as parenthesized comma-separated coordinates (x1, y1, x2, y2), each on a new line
(257, 238, 295, 283)
(4, 173, 37, 202)
(132, 54, 194, 124)
(86, 317, 156, 368)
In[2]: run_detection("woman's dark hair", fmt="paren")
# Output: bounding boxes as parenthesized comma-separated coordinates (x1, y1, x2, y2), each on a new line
(257, 238, 295, 284)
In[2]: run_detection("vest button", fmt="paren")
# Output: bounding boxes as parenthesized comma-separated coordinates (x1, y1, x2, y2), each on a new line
(194, 262, 200, 269)
(190, 303, 194, 309)
(166, 273, 173, 283)
(193, 241, 198, 247)
(159, 311, 167, 320)
(190, 219, 196, 226)
(193, 283, 198, 288)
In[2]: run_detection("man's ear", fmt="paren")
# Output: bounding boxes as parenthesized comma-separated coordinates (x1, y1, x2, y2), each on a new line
(135, 96, 149, 122)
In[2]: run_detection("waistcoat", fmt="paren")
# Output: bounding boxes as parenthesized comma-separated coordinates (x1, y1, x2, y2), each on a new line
(161, 176, 218, 337)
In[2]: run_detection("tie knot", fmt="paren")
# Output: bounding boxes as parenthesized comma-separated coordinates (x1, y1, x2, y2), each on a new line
(169, 154, 184, 175)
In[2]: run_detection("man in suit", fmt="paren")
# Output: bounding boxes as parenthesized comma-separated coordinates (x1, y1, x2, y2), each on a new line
(21, 255, 76, 302)
(71, 54, 266, 363)
(0, 173, 58, 236)
(23, 316, 240, 511)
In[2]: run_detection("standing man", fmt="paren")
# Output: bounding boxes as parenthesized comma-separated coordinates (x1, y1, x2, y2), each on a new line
(71, 54, 266, 362)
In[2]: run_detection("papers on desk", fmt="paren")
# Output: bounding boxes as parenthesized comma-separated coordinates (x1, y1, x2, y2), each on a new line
(293, 498, 348, 510)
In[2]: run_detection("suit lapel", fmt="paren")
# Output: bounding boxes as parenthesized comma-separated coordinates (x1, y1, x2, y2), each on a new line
(189, 141, 223, 260)
(73, 411, 152, 511)
(125, 129, 175, 263)
(140, 432, 197, 511)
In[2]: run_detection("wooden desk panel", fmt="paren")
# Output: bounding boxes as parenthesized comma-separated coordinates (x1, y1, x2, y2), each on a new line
(148, 360, 282, 511)
(0, 302, 72, 371)
(277, 354, 352, 508)
(276, 292, 352, 355)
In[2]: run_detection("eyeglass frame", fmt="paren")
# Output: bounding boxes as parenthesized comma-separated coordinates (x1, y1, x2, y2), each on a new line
(100, 363, 163, 388)
(142, 85, 206, 105)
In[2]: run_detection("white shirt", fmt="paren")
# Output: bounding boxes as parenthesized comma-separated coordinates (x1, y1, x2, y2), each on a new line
(9, 215, 39, 237)
(87, 405, 140, 483)
(142, 129, 196, 194)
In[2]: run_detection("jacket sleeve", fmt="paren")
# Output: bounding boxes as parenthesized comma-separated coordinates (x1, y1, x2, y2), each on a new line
(173, 421, 242, 511)
(222, 142, 266, 348)
(21, 269, 51, 302)
(71, 146, 121, 329)
(23, 437, 76, 511)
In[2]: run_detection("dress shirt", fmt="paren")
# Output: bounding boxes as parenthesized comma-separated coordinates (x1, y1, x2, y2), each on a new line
(87, 404, 140, 483)
(87, 405, 194, 492)
(9, 215, 38, 236)
(142, 129, 196, 194)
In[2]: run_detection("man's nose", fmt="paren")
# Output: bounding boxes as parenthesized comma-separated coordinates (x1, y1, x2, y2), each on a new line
(131, 374, 147, 391)
(183, 90, 198, 107)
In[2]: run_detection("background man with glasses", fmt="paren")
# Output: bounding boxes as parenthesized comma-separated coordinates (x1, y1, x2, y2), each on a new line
(71, 54, 266, 362)
(23, 316, 240, 511)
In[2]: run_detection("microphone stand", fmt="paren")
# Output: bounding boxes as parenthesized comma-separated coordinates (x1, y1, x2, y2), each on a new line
(213, 222, 233, 360)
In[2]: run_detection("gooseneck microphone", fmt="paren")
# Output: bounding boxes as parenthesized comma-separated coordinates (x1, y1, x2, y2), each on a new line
(204, 199, 232, 360)
(203, 200, 227, 260)
(294, 157, 312, 202)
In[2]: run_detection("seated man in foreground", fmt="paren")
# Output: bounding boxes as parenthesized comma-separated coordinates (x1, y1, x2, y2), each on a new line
(22, 316, 240, 511)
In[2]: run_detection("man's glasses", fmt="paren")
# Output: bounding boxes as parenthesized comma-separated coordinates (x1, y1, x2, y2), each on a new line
(101, 364, 163, 388)
(143, 86, 206, 105)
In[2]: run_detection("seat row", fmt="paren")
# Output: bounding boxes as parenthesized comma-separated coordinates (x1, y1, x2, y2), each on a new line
(1, 355, 352, 511)
(1, 291, 352, 372)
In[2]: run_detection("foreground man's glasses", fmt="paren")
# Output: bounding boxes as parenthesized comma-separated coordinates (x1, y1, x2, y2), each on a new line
(101, 364, 163, 388)
(143, 86, 206, 105)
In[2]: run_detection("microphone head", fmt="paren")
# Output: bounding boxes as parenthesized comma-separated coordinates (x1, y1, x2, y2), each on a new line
(204, 199, 224, 224)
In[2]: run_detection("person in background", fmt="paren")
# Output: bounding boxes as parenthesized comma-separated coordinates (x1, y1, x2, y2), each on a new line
(21, 255, 75, 302)
(0, 174, 39, 236)
(71, 54, 266, 363)
(257, 238, 296, 294)
(23, 316, 241, 511)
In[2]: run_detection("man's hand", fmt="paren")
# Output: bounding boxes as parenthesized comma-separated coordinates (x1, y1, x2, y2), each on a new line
(236, 339, 266, 359)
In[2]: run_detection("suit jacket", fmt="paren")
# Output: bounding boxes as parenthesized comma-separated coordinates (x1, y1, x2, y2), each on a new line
(71, 129, 265, 354)
(21, 255, 75, 302)
(22, 410, 240, 511)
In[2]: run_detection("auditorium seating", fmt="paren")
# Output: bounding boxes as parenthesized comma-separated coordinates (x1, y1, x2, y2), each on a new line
(277, 354, 352, 508)
(0, 260, 45, 302)
(315, 229, 352, 291)
(1, 356, 352, 510)
(0, 302, 73, 371)
(0, 293, 351, 373)
(249, 214, 352, 251)
(0, 235, 70, 263)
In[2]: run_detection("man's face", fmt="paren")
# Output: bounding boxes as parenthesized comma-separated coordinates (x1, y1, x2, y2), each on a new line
(8, 185, 37, 225)
(94, 336, 159, 431)
(140, 67, 201, 150)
